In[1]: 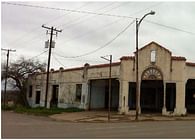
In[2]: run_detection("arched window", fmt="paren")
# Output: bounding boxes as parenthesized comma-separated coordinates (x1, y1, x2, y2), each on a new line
(142, 67, 163, 80)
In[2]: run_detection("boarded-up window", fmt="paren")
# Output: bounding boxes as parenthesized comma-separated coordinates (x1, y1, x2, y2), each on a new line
(29, 85, 33, 98)
(76, 84, 82, 101)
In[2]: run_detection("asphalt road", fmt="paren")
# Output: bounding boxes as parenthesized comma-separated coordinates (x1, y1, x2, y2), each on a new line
(2, 111, 195, 138)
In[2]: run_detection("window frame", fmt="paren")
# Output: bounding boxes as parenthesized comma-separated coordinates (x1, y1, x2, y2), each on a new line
(75, 84, 82, 102)
(150, 50, 156, 63)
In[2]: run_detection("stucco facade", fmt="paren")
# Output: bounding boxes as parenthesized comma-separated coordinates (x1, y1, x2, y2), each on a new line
(27, 42, 195, 116)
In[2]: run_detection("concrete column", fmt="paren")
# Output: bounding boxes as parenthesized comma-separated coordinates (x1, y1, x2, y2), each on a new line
(81, 82, 89, 109)
(162, 82, 167, 115)
(174, 82, 186, 115)
(118, 80, 129, 114)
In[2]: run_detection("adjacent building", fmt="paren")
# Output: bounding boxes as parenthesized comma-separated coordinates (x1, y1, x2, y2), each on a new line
(27, 41, 195, 115)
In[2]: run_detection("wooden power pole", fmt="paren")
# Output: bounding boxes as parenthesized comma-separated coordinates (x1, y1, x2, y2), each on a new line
(1, 48, 16, 108)
(42, 25, 62, 108)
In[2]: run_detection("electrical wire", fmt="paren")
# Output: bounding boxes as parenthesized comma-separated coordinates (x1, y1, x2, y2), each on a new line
(56, 2, 119, 29)
(129, 2, 163, 16)
(53, 52, 105, 63)
(52, 53, 82, 76)
(2, 2, 134, 19)
(3, 3, 116, 49)
(56, 20, 135, 59)
(55, 2, 162, 49)
(58, 2, 131, 32)
(56, 17, 127, 47)
(3, 3, 91, 47)
(145, 20, 195, 35)
(55, 3, 133, 47)
(27, 50, 48, 61)
(45, 2, 92, 27)
(3, 1, 195, 36)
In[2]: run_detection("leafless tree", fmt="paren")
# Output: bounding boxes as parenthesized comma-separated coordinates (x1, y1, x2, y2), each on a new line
(1, 57, 46, 106)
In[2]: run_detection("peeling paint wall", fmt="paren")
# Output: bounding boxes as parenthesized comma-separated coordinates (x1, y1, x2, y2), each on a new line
(27, 42, 195, 116)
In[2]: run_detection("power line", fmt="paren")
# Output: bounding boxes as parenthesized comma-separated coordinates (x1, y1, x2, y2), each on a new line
(53, 52, 105, 63)
(56, 17, 127, 47)
(57, 2, 119, 29)
(2, 2, 120, 50)
(58, 20, 135, 59)
(52, 53, 82, 76)
(27, 50, 48, 61)
(145, 20, 195, 35)
(55, 3, 133, 47)
(44, 2, 91, 27)
(3, 1, 194, 48)
(3, 3, 91, 47)
(58, 2, 132, 31)
(129, 2, 163, 16)
(2, 2, 134, 19)
(56, 2, 162, 48)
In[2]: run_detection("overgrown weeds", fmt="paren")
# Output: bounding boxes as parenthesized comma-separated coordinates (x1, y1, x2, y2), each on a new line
(2, 105, 84, 116)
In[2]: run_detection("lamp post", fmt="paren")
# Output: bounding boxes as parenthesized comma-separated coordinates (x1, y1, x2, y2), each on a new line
(135, 11, 155, 120)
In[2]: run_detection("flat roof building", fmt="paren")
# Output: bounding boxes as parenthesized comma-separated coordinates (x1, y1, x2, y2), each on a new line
(27, 41, 195, 115)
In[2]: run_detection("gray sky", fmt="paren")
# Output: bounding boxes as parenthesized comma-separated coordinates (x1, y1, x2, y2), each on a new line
(1, 1, 195, 70)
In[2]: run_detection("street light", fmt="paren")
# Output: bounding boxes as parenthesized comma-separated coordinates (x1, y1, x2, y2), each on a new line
(135, 11, 155, 120)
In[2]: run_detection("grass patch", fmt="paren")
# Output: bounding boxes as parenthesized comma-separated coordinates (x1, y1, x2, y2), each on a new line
(2, 105, 84, 116)
(1, 104, 16, 111)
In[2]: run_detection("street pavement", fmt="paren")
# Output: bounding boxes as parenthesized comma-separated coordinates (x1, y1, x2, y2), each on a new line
(2, 111, 195, 138)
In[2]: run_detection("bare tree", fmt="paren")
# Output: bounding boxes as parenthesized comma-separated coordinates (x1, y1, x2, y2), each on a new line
(1, 57, 46, 106)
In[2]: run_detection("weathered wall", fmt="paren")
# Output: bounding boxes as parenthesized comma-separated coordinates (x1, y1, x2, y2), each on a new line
(138, 43, 172, 81)
(171, 60, 186, 115)
(185, 65, 195, 80)
(27, 64, 121, 109)
(27, 42, 195, 116)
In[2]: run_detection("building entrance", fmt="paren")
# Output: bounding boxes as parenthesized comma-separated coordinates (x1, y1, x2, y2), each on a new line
(140, 67, 164, 113)
(50, 85, 59, 107)
(141, 80, 164, 113)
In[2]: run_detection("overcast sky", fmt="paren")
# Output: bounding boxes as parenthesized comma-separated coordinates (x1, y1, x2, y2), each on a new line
(1, 1, 195, 70)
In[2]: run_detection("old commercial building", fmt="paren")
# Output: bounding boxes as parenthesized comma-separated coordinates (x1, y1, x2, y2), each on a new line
(27, 42, 195, 115)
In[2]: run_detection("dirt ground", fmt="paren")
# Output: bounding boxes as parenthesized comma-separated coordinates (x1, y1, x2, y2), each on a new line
(49, 111, 195, 122)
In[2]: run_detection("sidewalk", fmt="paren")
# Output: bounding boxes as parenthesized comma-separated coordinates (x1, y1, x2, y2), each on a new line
(49, 111, 195, 123)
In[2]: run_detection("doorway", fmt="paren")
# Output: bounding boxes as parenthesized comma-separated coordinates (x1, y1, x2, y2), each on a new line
(50, 85, 59, 107)
(141, 80, 164, 113)
(166, 83, 176, 111)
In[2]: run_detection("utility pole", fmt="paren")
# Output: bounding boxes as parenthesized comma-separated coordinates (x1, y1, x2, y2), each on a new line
(42, 25, 62, 108)
(1, 48, 16, 108)
(101, 55, 112, 122)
